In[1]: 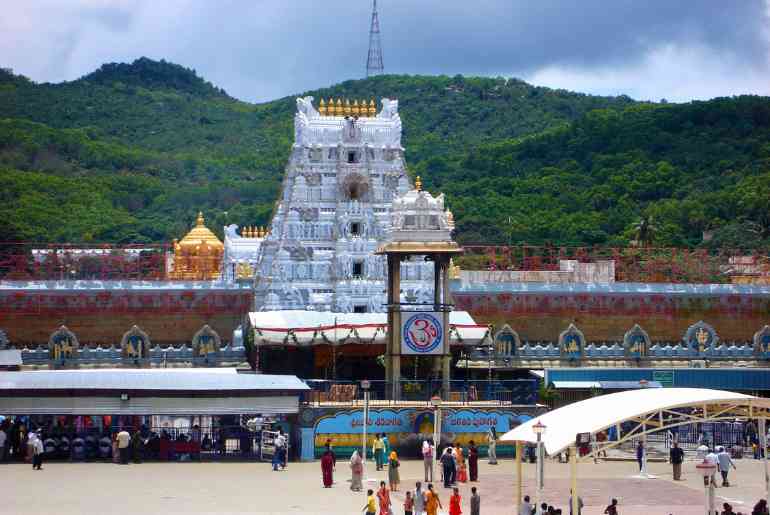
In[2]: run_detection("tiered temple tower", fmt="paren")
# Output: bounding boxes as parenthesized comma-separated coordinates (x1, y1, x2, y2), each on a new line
(243, 96, 434, 312)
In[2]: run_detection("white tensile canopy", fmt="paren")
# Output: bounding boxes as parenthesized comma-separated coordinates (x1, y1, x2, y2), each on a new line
(500, 387, 770, 513)
(501, 387, 770, 456)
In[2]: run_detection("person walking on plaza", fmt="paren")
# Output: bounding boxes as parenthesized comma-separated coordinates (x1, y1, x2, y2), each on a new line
(468, 440, 479, 482)
(117, 429, 130, 465)
(414, 482, 426, 515)
(470, 487, 480, 515)
(423, 439, 434, 482)
(388, 450, 401, 491)
(350, 450, 364, 492)
(455, 443, 467, 483)
(441, 447, 456, 488)
(377, 481, 391, 515)
(487, 427, 498, 465)
(717, 446, 736, 486)
(30, 432, 44, 470)
(274, 429, 287, 470)
(449, 486, 462, 515)
(111, 432, 119, 463)
(636, 441, 644, 472)
(404, 491, 414, 515)
(519, 495, 533, 515)
(321, 448, 334, 488)
(670, 441, 684, 480)
(373, 434, 385, 471)
(425, 484, 442, 515)
(752, 499, 769, 515)
(0, 425, 6, 462)
(363, 489, 377, 515)
(604, 498, 618, 515)
(569, 490, 584, 515)
(706, 448, 719, 487)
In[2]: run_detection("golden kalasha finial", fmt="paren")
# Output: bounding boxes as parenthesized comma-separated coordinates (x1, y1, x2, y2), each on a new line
(415, 176, 422, 191)
(196, 212, 205, 226)
(319, 98, 326, 115)
(258, 226, 264, 238)
(368, 99, 376, 117)
(343, 98, 351, 116)
(249, 226, 255, 238)
(243, 226, 250, 238)
(335, 98, 343, 116)
(352, 99, 360, 116)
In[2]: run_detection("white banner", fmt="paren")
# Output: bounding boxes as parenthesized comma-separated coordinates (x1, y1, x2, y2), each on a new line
(401, 312, 444, 355)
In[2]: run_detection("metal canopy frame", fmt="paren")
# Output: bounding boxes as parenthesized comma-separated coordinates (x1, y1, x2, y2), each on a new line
(504, 391, 770, 515)
(588, 401, 770, 459)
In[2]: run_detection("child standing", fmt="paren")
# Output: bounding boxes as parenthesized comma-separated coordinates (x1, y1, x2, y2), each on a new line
(363, 489, 376, 515)
(404, 491, 414, 515)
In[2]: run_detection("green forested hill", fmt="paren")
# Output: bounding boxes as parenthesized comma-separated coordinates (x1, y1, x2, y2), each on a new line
(0, 58, 767, 249)
(445, 98, 770, 248)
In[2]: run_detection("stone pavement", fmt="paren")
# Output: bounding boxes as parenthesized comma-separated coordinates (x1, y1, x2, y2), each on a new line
(2, 457, 767, 515)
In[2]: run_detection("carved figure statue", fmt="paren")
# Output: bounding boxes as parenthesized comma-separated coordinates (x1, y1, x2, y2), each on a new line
(380, 98, 399, 118)
(696, 327, 709, 353)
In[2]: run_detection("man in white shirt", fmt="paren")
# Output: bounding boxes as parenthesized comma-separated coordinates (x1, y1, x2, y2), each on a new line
(716, 446, 736, 486)
(117, 429, 131, 464)
(273, 431, 286, 471)
(705, 448, 719, 487)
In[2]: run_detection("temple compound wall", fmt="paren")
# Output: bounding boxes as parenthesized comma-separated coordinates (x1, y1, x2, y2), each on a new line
(0, 282, 251, 348)
(452, 281, 770, 344)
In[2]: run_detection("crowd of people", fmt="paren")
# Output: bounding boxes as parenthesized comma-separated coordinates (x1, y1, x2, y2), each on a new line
(0, 419, 211, 465)
(316, 434, 492, 514)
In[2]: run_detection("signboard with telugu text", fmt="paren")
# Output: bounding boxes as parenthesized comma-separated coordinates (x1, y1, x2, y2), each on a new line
(401, 311, 444, 355)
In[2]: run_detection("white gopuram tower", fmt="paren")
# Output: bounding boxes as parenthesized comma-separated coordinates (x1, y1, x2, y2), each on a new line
(250, 96, 434, 312)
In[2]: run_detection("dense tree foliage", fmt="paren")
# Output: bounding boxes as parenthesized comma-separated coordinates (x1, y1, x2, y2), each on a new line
(0, 58, 766, 249)
(445, 99, 770, 248)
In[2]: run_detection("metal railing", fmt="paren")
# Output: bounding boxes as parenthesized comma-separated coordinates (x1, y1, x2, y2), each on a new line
(300, 379, 538, 406)
(0, 425, 273, 462)
(458, 245, 770, 284)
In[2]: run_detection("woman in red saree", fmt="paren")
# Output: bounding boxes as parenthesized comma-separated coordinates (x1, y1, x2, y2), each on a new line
(449, 487, 462, 515)
(377, 480, 391, 515)
(321, 449, 334, 488)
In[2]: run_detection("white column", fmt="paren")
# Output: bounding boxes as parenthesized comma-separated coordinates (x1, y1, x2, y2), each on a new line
(570, 445, 579, 515)
(760, 417, 769, 506)
(362, 389, 369, 480)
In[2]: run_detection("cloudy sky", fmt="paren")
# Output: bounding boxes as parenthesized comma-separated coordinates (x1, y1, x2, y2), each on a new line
(3, 0, 770, 103)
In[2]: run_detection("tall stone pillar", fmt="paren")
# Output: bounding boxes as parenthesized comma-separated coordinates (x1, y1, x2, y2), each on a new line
(387, 254, 402, 400)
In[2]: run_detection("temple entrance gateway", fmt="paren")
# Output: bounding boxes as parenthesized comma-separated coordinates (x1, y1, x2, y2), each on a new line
(376, 177, 462, 400)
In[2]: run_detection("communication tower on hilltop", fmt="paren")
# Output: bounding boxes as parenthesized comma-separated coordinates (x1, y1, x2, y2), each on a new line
(366, 0, 384, 77)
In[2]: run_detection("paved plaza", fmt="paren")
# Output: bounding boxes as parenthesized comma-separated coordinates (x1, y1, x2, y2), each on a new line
(3, 456, 768, 515)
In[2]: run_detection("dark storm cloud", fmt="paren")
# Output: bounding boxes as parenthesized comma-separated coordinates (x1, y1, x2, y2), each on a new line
(2, 0, 769, 102)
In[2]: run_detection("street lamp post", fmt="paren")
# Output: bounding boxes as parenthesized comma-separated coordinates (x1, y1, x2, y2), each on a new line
(696, 459, 717, 515)
(361, 379, 370, 484)
(431, 395, 442, 484)
(533, 421, 547, 513)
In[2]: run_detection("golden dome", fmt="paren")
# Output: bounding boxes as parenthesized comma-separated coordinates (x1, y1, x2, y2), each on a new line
(177, 212, 223, 250)
(169, 212, 223, 280)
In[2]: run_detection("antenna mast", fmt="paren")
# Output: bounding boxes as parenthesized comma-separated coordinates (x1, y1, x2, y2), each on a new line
(366, 0, 384, 77)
